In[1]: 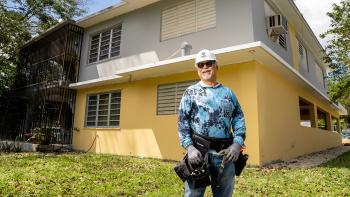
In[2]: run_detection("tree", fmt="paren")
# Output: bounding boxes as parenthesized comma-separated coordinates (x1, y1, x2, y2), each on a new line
(0, 0, 87, 96)
(321, 0, 350, 127)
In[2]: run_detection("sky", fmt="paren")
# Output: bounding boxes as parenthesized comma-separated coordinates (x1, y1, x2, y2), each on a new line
(83, 0, 341, 48)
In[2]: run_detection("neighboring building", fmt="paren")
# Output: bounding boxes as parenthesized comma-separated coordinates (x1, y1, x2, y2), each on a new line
(0, 21, 84, 144)
(8, 0, 347, 165)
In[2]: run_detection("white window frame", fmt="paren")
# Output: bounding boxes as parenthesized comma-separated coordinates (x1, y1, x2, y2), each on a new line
(88, 24, 122, 64)
(85, 91, 121, 128)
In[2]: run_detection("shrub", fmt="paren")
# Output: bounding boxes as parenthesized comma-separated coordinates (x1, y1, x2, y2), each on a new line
(27, 127, 53, 145)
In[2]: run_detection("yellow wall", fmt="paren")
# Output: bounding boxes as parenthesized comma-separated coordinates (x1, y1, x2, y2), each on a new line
(256, 61, 341, 164)
(73, 61, 261, 165)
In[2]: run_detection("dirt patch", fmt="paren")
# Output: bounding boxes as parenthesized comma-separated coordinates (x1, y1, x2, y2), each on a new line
(263, 146, 350, 169)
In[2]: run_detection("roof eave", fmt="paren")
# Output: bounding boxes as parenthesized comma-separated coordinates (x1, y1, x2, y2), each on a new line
(76, 0, 160, 28)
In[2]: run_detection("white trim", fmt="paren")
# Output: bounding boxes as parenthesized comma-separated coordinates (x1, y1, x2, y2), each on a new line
(77, 1, 127, 24)
(114, 41, 262, 75)
(70, 41, 344, 113)
(258, 42, 341, 111)
(69, 75, 123, 89)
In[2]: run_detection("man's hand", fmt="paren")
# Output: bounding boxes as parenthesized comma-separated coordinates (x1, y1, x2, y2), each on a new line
(187, 145, 203, 164)
(219, 143, 241, 164)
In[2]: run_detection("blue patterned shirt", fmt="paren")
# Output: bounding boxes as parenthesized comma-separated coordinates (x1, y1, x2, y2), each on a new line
(178, 81, 246, 149)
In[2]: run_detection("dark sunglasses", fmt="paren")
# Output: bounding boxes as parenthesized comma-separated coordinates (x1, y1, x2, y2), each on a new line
(197, 60, 216, 69)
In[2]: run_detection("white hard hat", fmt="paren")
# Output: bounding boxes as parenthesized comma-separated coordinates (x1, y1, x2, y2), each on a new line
(195, 49, 216, 65)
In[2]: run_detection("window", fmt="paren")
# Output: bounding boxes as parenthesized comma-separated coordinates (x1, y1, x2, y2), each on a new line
(317, 108, 328, 130)
(157, 80, 197, 115)
(86, 91, 121, 127)
(315, 63, 326, 89)
(297, 39, 309, 72)
(161, 0, 216, 41)
(279, 34, 287, 49)
(88, 24, 122, 63)
(299, 98, 314, 127)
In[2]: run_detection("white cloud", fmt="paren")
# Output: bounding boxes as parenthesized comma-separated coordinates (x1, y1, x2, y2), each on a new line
(294, 0, 341, 48)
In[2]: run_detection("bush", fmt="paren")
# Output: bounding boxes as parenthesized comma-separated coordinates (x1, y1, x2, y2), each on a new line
(27, 127, 53, 145)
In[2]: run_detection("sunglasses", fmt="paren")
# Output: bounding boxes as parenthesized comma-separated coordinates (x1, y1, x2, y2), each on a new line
(197, 60, 216, 69)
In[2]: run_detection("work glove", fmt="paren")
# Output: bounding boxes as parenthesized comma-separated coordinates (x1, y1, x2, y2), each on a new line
(187, 145, 203, 165)
(219, 143, 241, 164)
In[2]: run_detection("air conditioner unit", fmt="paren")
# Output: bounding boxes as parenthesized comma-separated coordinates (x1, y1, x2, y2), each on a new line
(266, 15, 288, 37)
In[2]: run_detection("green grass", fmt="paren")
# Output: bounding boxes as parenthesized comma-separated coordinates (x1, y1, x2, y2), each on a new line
(0, 151, 349, 196)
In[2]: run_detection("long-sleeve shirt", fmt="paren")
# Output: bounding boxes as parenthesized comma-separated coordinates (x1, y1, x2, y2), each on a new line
(178, 81, 246, 149)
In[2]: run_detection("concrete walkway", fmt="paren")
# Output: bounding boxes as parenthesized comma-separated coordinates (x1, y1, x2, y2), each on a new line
(264, 146, 350, 168)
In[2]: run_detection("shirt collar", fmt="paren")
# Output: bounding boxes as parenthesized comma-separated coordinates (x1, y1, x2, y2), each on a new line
(199, 81, 221, 88)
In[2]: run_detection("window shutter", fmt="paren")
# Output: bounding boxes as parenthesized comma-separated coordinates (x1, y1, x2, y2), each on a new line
(196, 0, 216, 31)
(161, 0, 216, 41)
(178, 1, 196, 36)
(278, 34, 287, 49)
(298, 41, 304, 56)
(157, 80, 197, 115)
(161, 6, 179, 41)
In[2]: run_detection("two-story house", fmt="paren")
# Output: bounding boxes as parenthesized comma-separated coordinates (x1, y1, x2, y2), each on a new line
(16, 0, 346, 165)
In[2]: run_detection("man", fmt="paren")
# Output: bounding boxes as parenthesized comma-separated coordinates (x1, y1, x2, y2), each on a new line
(178, 49, 246, 197)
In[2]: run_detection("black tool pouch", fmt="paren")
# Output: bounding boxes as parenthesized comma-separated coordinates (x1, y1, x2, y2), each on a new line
(235, 153, 249, 176)
(174, 153, 211, 188)
(187, 153, 211, 188)
(174, 154, 191, 182)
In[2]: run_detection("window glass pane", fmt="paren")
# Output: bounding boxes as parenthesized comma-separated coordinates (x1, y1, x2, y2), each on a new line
(109, 115, 120, 121)
(87, 122, 96, 126)
(98, 110, 108, 115)
(87, 111, 96, 116)
(97, 121, 108, 126)
(87, 116, 96, 121)
(88, 105, 97, 111)
(110, 109, 120, 115)
(109, 121, 119, 126)
(110, 103, 120, 109)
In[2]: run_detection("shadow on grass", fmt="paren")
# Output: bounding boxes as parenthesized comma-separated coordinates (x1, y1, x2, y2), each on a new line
(320, 151, 350, 169)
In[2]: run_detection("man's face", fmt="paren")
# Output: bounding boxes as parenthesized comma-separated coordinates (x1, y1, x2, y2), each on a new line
(196, 60, 218, 82)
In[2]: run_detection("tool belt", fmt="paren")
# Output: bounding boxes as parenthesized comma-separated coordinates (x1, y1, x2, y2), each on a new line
(174, 132, 248, 188)
(192, 132, 233, 155)
(191, 132, 249, 177)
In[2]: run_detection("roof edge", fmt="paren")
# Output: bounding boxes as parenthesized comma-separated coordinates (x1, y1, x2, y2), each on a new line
(76, 1, 126, 25)
(21, 19, 76, 49)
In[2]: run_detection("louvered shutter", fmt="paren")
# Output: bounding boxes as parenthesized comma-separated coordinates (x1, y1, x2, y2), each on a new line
(161, 6, 179, 41)
(161, 0, 216, 41)
(178, 1, 196, 36)
(157, 80, 197, 115)
(196, 0, 216, 31)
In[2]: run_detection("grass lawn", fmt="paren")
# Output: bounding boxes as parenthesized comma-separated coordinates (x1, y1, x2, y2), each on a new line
(0, 151, 349, 196)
